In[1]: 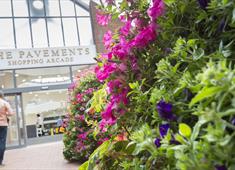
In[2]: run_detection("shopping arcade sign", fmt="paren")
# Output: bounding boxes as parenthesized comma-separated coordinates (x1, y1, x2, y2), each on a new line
(0, 45, 96, 70)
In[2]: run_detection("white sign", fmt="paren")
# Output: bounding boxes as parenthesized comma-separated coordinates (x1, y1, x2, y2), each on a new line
(0, 45, 96, 70)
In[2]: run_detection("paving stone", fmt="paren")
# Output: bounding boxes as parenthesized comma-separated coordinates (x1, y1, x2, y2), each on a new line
(1, 142, 79, 170)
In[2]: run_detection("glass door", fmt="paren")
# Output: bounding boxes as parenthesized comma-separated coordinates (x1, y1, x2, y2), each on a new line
(5, 93, 26, 148)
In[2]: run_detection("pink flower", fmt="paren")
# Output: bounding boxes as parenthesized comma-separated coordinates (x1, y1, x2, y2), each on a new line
(119, 15, 127, 22)
(75, 115, 85, 121)
(103, 30, 113, 49)
(106, 80, 122, 94)
(85, 88, 94, 94)
(76, 93, 83, 102)
(120, 21, 132, 36)
(118, 63, 127, 72)
(99, 117, 116, 131)
(95, 63, 117, 82)
(112, 37, 131, 59)
(101, 102, 115, 120)
(147, 0, 165, 20)
(77, 132, 87, 140)
(133, 18, 147, 30)
(105, 0, 115, 5)
(68, 82, 76, 91)
(110, 88, 129, 105)
(130, 23, 157, 48)
(130, 56, 139, 71)
(96, 11, 111, 26)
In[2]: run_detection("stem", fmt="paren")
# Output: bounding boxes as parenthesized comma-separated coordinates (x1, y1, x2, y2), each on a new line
(99, 0, 104, 8)
(217, 91, 229, 112)
(123, 125, 131, 140)
(223, 120, 235, 130)
(219, 108, 235, 117)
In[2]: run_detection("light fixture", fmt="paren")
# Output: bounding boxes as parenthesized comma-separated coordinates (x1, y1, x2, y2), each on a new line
(15, 74, 19, 77)
(33, 0, 44, 10)
(77, 70, 81, 73)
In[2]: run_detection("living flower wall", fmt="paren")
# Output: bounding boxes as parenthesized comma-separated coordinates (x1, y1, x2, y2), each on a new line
(76, 0, 234, 169)
(63, 74, 109, 162)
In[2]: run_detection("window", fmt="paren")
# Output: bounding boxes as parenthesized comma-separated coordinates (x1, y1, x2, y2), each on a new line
(16, 67, 71, 87)
(47, 19, 63, 47)
(0, 0, 92, 49)
(0, 19, 15, 49)
(13, 1, 28, 16)
(15, 19, 32, 48)
(78, 18, 93, 45)
(32, 19, 48, 47)
(0, 1, 12, 17)
(23, 89, 68, 138)
(60, 0, 75, 16)
(47, 0, 60, 16)
(0, 70, 14, 89)
(63, 18, 79, 46)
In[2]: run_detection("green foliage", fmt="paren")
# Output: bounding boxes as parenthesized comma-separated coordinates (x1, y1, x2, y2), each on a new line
(90, 84, 107, 113)
(83, 0, 235, 169)
(63, 75, 109, 162)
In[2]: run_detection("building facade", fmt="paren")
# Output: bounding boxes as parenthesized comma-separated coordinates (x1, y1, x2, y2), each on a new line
(0, 0, 96, 148)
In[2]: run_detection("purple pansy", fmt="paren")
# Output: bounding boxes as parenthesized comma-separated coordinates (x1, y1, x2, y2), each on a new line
(197, 0, 210, 10)
(159, 124, 170, 138)
(215, 165, 227, 170)
(232, 117, 235, 125)
(170, 135, 181, 145)
(154, 138, 161, 148)
(156, 100, 177, 121)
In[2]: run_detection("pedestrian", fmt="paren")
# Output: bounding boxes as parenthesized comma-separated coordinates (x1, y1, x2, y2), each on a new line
(36, 114, 44, 137)
(0, 91, 14, 166)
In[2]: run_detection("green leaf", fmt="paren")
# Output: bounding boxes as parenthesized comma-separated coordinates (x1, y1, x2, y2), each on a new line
(232, 8, 235, 24)
(193, 48, 204, 60)
(79, 161, 88, 170)
(190, 119, 207, 141)
(179, 123, 192, 138)
(175, 134, 186, 144)
(189, 86, 223, 107)
(164, 0, 176, 6)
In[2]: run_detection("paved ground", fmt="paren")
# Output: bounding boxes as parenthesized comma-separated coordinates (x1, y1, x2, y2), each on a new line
(1, 142, 79, 170)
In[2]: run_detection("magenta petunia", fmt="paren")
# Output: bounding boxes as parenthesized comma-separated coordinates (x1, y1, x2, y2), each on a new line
(77, 132, 87, 140)
(106, 80, 122, 94)
(120, 21, 132, 36)
(95, 63, 117, 82)
(147, 0, 165, 21)
(130, 23, 157, 48)
(112, 37, 131, 59)
(76, 93, 83, 102)
(103, 30, 113, 49)
(96, 11, 111, 26)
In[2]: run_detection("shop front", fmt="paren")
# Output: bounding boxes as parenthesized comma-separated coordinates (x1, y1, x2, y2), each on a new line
(0, 0, 96, 148)
(1, 46, 96, 148)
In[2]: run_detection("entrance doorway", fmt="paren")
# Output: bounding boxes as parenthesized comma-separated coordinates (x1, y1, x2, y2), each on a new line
(5, 93, 26, 149)
(22, 89, 68, 145)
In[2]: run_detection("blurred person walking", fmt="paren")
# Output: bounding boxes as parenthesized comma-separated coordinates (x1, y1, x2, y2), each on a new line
(0, 91, 14, 166)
